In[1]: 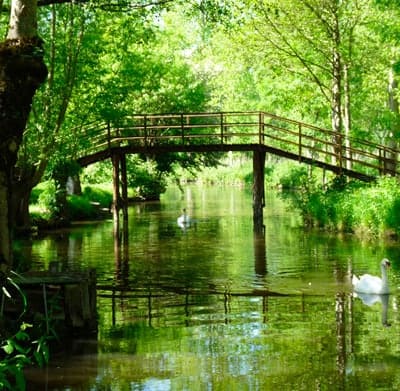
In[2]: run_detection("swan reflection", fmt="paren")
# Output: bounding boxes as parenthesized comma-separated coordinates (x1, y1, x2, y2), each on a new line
(353, 292, 390, 327)
(177, 209, 195, 231)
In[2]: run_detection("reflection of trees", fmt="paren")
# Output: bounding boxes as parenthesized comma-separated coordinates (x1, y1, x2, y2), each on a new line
(335, 292, 346, 390)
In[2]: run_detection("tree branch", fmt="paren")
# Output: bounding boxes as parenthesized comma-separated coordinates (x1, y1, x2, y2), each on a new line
(254, 6, 331, 103)
(37, 0, 173, 8)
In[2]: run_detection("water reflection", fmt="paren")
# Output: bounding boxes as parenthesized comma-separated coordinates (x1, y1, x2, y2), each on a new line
(253, 227, 267, 276)
(19, 186, 400, 390)
(354, 293, 390, 327)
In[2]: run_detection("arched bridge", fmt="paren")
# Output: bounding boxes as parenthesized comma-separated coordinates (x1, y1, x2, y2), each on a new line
(75, 111, 399, 228)
(77, 111, 398, 182)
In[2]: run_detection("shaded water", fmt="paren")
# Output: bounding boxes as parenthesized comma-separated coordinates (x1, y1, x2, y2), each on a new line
(21, 185, 400, 390)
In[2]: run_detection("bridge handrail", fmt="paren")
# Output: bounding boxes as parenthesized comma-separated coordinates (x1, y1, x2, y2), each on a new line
(75, 111, 399, 179)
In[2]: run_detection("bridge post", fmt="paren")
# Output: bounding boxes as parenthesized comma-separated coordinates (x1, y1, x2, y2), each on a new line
(112, 154, 121, 237)
(112, 153, 129, 241)
(253, 149, 266, 229)
(120, 154, 128, 223)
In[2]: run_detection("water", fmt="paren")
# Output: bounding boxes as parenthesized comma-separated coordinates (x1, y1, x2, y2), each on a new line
(20, 185, 400, 390)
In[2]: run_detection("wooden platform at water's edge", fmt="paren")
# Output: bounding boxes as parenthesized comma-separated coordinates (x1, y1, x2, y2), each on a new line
(5, 269, 97, 336)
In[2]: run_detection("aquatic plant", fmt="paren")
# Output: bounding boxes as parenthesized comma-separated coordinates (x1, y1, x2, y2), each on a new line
(0, 272, 51, 391)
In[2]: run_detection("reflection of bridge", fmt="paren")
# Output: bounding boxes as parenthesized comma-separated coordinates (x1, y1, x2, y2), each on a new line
(76, 111, 399, 226)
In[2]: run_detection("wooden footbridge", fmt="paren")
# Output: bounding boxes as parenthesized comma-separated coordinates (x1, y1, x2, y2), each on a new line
(76, 111, 399, 226)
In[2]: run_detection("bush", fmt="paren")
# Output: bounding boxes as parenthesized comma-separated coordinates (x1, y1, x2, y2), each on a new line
(67, 185, 113, 220)
(36, 181, 57, 217)
(286, 175, 400, 236)
(67, 195, 98, 220)
(278, 165, 310, 189)
(131, 171, 166, 200)
(82, 185, 113, 209)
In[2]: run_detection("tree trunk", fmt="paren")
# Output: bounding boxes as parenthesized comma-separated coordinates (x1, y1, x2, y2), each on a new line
(330, 6, 343, 169)
(343, 63, 352, 171)
(13, 183, 33, 229)
(0, 0, 47, 268)
(10, 164, 38, 231)
(0, 173, 11, 269)
(386, 66, 399, 175)
(8, 0, 38, 40)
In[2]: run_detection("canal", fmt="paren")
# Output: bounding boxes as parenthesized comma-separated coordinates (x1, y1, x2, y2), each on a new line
(22, 185, 400, 390)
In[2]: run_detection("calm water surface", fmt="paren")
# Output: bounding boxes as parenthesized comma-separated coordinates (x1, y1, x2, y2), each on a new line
(22, 185, 400, 390)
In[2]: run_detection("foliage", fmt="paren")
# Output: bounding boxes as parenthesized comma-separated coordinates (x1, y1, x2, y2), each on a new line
(36, 181, 57, 217)
(81, 186, 113, 209)
(178, 153, 253, 185)
(81, 162, 113, 185)
(275, 164, 310, 190)
(7, 0, 400, 232)
(68, 185, 113, 220)
(83, 158, 169, 201)
(0, 321, 50, 391)
(127, 158, 167, 200)
(0, 274, 51, 391)
(67, 195, 98, 220)
(285, 175, 400, 236)
(31, 182, 113, 221)
(201, 0, 400, 149)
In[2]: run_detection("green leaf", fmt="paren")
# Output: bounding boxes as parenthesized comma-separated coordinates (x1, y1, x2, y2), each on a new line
(2, 342, 14, 355)
(2, 286, 11, 299)
(20, 323, 32, 332)
(33, 350, 44, 367)
(0, 378, 12, 390)
(7, 277, 28, 314)
(10, 341, 29, 355)
(15, 331, 29, 342)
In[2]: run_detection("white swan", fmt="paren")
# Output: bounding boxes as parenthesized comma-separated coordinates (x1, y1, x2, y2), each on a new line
(177, 209, 191, 227)
(352, 258, 391, 294)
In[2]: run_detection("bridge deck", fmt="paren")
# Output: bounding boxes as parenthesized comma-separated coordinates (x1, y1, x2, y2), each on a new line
(76, 111, 399, 181)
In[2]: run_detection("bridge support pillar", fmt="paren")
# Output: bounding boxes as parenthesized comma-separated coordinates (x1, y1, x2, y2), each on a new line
(112, 154, 121, 237)
(120, 154, 129, 223)
(112, 153, 129, 239)
(253, 149, 265, 230)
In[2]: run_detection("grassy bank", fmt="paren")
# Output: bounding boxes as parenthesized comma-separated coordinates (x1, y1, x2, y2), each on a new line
(286, 175, 400, 237)
(30, 182, 114, 224)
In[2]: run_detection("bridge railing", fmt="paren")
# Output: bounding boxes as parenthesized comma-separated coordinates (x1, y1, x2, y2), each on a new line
(261, 112, 399, 177)
(109, 112, 263, 146)
(77, 111, 400, 179)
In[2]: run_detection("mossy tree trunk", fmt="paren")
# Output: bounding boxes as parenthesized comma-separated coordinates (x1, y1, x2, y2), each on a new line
(0, 0, 47, 269)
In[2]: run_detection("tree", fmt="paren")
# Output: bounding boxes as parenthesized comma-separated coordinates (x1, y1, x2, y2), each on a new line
(0, 0, 162, 268)
(13, 2, 88, 229)
(0, 0, 47, 269)
(67, 7, 220, 196)
(0, 0, 231, 269)
(234, 0, 373, 165)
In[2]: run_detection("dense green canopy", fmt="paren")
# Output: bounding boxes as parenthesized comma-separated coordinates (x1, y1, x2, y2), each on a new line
(0, 0, 399, 231)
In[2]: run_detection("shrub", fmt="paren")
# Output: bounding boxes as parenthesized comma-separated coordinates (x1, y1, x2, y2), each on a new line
(82, 186, 113, 208)
(287, 175, 400, 236)
(278, 165, 310, 189)
(67, 195, 98, 220)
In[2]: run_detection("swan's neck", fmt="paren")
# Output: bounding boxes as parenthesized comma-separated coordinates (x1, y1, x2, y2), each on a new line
(381, 265, 389, 290)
